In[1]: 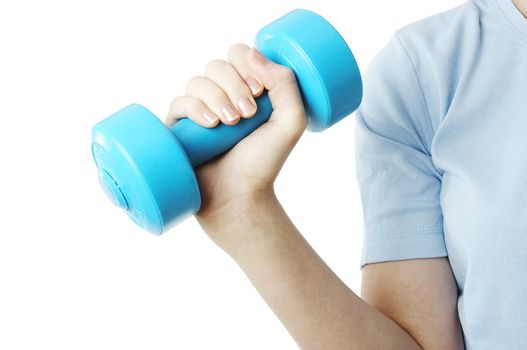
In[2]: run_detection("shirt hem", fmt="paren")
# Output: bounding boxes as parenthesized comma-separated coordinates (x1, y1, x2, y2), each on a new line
(361, 229, 447, 268)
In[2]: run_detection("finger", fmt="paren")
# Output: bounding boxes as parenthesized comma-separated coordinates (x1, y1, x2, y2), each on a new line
(166, 95, 219, 128)
(246, 48, 306, 135)
(204, 59, 257, 118)
(228, 43, 264, 97)
(185, 75, 241, 125)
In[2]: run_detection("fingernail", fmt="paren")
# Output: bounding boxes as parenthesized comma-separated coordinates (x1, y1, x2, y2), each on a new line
(202, 111, 218, 125)
(222, 105, 239, 123)
(250, 48, 267, 65)
(238, 96, 256, 116)
(246, 77, 262, 95)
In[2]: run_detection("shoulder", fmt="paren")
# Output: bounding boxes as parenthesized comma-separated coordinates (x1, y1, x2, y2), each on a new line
(370, 1, 484, 130)
(395, 1, 483, 55)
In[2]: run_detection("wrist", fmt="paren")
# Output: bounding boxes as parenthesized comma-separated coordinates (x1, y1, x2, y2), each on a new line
(196, 187, 280, 248)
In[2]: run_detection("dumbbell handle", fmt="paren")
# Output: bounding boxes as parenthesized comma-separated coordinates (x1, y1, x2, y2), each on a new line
(170, 91, 273, 167)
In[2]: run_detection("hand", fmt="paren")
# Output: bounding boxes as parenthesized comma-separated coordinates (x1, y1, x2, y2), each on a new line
(166, 44, 306, 239)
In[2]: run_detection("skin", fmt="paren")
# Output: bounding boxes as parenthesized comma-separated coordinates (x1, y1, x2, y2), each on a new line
(166, 45, 464, 348)
(513, 0, 527, 17)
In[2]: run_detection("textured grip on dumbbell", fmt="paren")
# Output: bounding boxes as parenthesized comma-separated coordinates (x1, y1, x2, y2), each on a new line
(170, 92, 273, 167)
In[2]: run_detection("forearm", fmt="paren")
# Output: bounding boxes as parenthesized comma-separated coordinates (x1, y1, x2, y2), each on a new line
(198, 191, 423, 350)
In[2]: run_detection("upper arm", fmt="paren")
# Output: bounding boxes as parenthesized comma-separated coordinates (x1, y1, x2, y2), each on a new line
(356, 33, 463, 349)
(362, 258, 463, 350)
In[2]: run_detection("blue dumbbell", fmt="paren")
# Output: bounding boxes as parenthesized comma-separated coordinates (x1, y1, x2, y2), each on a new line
(91, 9, 362, 234)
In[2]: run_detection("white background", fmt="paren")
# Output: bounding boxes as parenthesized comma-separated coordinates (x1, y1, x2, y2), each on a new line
(0, 0, 462, 349)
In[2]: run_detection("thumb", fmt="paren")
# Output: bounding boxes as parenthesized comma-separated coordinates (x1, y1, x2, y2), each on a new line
(246, 48, 306, 133)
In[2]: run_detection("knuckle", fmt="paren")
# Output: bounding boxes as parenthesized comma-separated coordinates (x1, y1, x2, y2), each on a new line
(185, 75, 204, 93)
(276, 66, 296, 83)
(205, 59, 228, 75)
(170, 95, 184, 109)
(187, 97, 203, 113)
(166, 96, 185, 124)
(228, 43, 249, 60)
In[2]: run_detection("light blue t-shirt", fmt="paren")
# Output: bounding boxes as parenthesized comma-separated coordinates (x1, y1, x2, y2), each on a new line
(355, 0, 527, 348)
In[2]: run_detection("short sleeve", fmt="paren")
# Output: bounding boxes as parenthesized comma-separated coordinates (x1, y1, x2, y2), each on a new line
(355, 34, 447, 267)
